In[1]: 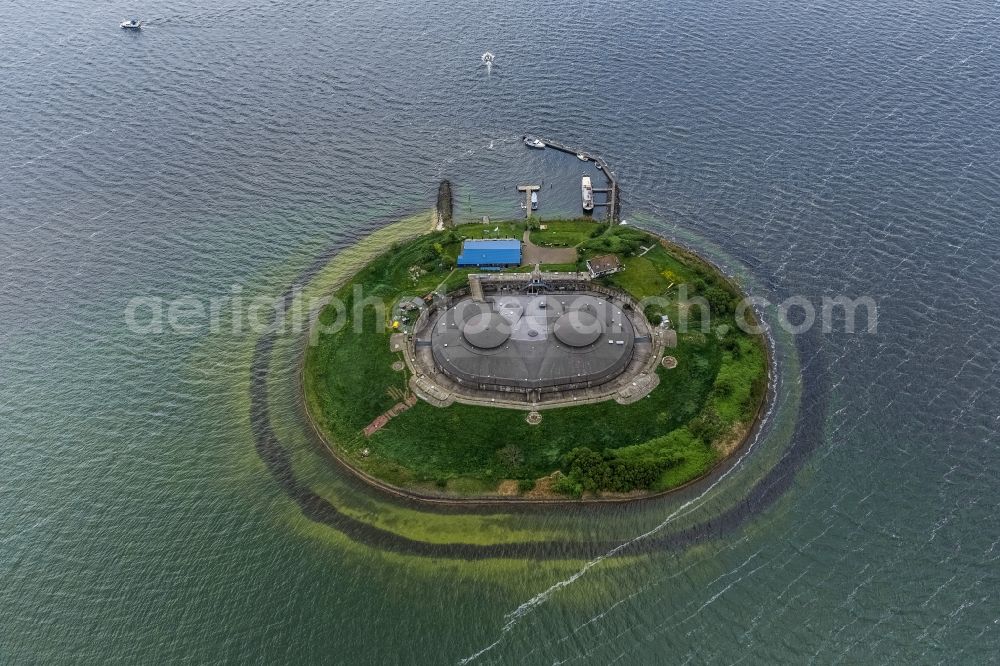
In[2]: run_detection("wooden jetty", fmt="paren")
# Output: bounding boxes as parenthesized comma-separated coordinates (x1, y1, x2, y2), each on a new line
(516, 184, 541, 218)
(530, 136, 621, 223)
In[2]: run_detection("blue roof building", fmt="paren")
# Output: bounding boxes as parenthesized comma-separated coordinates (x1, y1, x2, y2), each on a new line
(456, 239, 521, 269)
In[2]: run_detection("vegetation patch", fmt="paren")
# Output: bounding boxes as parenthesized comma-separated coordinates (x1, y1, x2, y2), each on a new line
(303, 220, 767, 499)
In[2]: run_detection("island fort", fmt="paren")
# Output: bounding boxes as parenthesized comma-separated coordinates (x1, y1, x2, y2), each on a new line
(303, 150, 768, 500)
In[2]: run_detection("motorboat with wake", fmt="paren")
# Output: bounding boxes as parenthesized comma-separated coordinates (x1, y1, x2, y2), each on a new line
(481, 52, 495, 74)
(120, 19, 142, 30)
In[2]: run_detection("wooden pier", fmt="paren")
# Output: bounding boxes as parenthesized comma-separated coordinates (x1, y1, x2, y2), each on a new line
(516, 184, 541, 218)
(529, 136, 621, 223)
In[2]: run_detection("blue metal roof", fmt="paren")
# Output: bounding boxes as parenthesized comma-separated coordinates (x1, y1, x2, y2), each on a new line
(457, 239, 521, 267)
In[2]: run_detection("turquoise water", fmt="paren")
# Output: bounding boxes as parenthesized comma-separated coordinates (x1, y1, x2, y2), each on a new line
(3, 0, 999, 662)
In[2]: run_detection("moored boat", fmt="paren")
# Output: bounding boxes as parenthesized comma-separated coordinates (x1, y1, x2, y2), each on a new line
(581, 176, 594, 211)
(523, 136, 546, 149)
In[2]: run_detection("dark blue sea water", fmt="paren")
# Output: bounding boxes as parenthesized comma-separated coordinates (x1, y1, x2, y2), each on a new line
(3, 0, 999, 662)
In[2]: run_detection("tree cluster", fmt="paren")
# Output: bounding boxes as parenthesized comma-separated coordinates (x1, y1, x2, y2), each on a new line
(559, 446, 672, 494)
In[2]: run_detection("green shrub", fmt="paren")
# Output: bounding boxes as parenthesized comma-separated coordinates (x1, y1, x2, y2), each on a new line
(704, 285, 736, 316)
(561, 445, 679, 493)
(495, 444, 525, 475)
(581, 227, 646, 256)
(552, 474, 583, 497)
(689, 406, 724, 444)
(644, 304, 664, 326)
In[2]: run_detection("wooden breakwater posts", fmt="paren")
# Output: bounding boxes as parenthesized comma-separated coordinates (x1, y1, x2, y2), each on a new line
(532, 137, 621, 223)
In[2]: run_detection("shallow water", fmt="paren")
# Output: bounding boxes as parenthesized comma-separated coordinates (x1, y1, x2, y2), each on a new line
(2, 0, 999, 662)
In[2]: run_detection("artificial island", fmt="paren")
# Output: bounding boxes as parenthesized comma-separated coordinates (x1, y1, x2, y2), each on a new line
(304, 145, 768, 501)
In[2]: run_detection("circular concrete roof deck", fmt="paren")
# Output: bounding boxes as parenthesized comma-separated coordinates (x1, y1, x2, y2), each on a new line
(553, 311, 603, 347)
(462, 312, 511, 349)
(429, 292, 637, 391)
(524, 295, 565, 320)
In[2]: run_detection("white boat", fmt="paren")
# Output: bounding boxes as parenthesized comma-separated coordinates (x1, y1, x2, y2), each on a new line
(120, 19, 142, 29)
(581, 176, 594, 211)
(481, 52, 495, 64)
(577, 153, 588, 161)
(531, 191, 539, 210)
(523, 136, 546, 149)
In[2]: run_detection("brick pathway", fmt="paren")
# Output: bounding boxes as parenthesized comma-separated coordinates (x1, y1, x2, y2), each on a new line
(363, 394, 418, 437)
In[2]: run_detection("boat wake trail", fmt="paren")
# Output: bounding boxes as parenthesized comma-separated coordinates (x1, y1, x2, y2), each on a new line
(458, 335, 781, 663)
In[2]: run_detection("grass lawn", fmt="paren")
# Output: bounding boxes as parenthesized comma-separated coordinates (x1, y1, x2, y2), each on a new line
(458, 221, 525, 240)
(529, 219, 604, 247)
(607, 256, 672, 300)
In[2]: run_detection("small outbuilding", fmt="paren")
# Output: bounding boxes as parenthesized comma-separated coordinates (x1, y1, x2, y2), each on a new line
(586, 254, 623, 278)
(457, 239, 521, 269)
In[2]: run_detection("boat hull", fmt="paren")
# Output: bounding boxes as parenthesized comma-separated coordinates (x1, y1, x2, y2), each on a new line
(581, 176, 594, 211)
